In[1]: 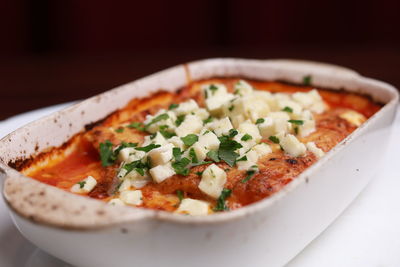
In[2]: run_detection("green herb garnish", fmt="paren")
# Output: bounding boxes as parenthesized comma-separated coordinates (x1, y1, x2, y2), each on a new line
(181, 134, 198, 146)
(237, 155, 247, 162)
(303, 75, 312, 86)
(218, 139, 242, 167)
(228, 105, 234, 111)
(135, 144, 161, 152)
(229, 129, 238, 138)
(172, 147, 182, 161)
(203, 117, 213, 124)
(175, 115, 185, 126)
(195, 171, 203, 176)
(206, 150, 220, 162)
(282, 106, 293, 113)
(169, 103, 179, 110)
(189, 148, 198, 163)
(127, 122, 146, 131)
(176, 190, 184, 202)
(256, 118, 265, 124)
(172, 157, 191, 176)
(214, 188, 232, 211)
(269, 136, 280, 144)
(241, 170, 256, 183)
(77, 181, 86, 188)
(288, 119, 304, 125)
(99, 140, 115, 166)
(241, 134, 252, 141)
(146, 113, 169, 129)
(115, 127, 124, 133)
(209, 84, 218, 94)
(294, 127, 299, 135)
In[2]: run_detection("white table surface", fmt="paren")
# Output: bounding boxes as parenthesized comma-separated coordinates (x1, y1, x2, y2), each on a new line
(0, 103, 399, 267)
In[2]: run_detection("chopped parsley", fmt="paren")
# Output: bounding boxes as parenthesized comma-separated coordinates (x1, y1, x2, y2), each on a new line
(269, 136, 280, 144)
(176, 190, 184, 202)
(195, 171, 204, 176)
(229, 129, 238, 138)
(214, 188, 232, 211)
(172, 157, 191, 176)
(237, 155, 247, 162)
(115, 127, 124, 133)
(123, 160, 149, 176)
(145, 113, 169, 129)
(303, 75, 312, 86)
(228, 105, 234, 111)
(241, 169, 256, 183)
(127, 122, 146, 131)
(209, 84, 218, 94)
(168, 103, 179, 110)
(203, 117, 213, 124)
(256, 118, 265, 124)
(241, 134, 252, 141)
(181, 134, 198, 146)
(294, 127, 299, 135)
(218, 139, 242, 167)
(159, 130, 176, 139)
(282, 106, 293, 113)
(172, 147, 182, 161)
(135, 143, 161, 152)
(189, 148, 198, 163)
(77, 181, 86, 188)
(206, 150, 220, 162)
(175, 115, 185, 126)
(288, 119, 304, 125)
(99, 140, 115, 166)
(191, 161, 213, 166)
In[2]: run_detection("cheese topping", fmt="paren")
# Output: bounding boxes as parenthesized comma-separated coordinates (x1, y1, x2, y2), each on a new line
(106, 80, 329, 213)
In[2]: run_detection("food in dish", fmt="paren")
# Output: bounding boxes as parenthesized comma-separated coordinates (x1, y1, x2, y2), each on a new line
(19, 78, 381, 215)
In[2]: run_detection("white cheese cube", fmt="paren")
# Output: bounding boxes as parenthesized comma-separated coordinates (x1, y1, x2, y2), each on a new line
(149, 163, 176, 183)
(191, 142, 208, 162)
(267, 111, 291, 120)
(198, 164, 227, 199)
(198, 131, 220, 151)
(291, 110, 316, 137)
(278, 99, 303, 115)
(119, 190, 143, 205)
(306, 142, 325, 158)
(118, 148, 146, 163)
(205, 94, 235, 116)
(292, 89, 326, 114)
(70, 176, 97, 194)
(203, 83, 228, 98)
(238, 120, 261, 142)
(192, 108, 210, 120)
(233, 80, 253, 96)
(206, 117, 233, 136)
(145, 110, 177, 134)
(169, 136, 185, 150)
(118, 178, 132, 192)
(234, 133, 256, 156)
(147, 143, 174, 166)
(175, 114, 203, 137)
(173, 99, 199, 115)
(176, 198, 210, 216)
(280, 134, 306, 157)
(339, 110, 366, 126)
(142, 132, 168, 146)
(252, 143, 272, 157)
(236, 150, 259, 170)
(108, 199, 125, 206)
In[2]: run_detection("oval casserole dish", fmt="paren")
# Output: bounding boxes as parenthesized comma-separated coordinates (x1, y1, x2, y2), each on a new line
(0, 58, 398, 267)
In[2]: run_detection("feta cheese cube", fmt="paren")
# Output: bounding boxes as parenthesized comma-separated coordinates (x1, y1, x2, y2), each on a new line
(118, 178, 132, 192)
(203, 83, 228, 98)
(238, 120, 261, 142)
(169, 136, 185, 150)
(198, 131, 220, 151)
(119, 190, 143, 205)
(147, 143, 174, 166)
(206, 117, 233, 136)
(306, 142, 325, 158)
(339, 110, 366, 126)
(149, 163, 176, 183)
(233, 80, 253, 96)
(252, 143, 272, 157)
(173, 99, 199, 116)
(176, 198, 210, 216)
(280, 134, 306, 157)
(70, 176, 97, 194)
(192, 108, 210, 120)
(142, 132, 168, 146)
(175, 114, 203, 137)
(191, 142, 208, 162)
(278, 99, 303, 115)
(108, 199, 125, 206)
(236, 150, 259, 170)
(198, 164, 227, 199)
(145, 110, 177, 134)
(118, 148, 146, 163)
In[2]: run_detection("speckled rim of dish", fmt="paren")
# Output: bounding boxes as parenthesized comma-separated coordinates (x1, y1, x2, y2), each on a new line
(1, 58, 398, 230)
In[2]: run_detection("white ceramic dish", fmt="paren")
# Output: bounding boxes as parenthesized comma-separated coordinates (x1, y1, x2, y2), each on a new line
(0, 58, 398, 267)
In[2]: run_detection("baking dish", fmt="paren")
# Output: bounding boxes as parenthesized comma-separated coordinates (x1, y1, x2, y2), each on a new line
(0, 58, 398, 267)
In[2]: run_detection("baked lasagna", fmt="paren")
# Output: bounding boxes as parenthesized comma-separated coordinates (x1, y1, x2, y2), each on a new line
(20, 78, 381, 215)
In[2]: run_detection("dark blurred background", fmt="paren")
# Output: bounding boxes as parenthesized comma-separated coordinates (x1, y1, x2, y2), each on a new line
(1, 0, 399, 120)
